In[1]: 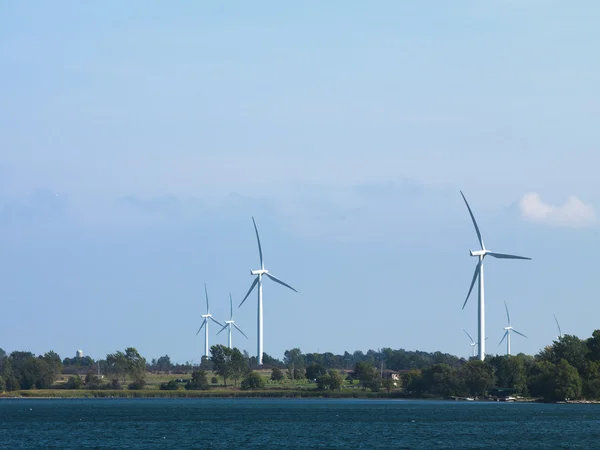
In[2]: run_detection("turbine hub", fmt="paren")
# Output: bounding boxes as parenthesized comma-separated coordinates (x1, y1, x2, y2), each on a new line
(251, 269, 268, 275)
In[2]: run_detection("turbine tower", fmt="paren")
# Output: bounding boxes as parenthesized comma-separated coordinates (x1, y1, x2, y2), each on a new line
(554, 314, 563, 340)
(461, 191, 531, 361)
(498, 301, 527, 356)
(196, 283, 224, 359)
(217, 293, 248, 349)
(240, 217, 297, 365)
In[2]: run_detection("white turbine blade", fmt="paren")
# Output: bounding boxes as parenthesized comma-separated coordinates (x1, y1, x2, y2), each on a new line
(210, 316, 224, 328)
(460, 191, 485, 250)
(512, 329, 527, 338)
(554, 314, 563, 337)
(504, 301, 511, 326)
(204, 283, 209, 312)
(216, 323, 228, 336)
(463, 329, 475, 344)
(196, 319, 206, 335)
(252, 216, 264, 269)
(498, 331, 508, 346)
(239, 277, 259, 308)
(233, 323, 249, 339)
(229, 293, 233, 319)
(463, 260, 481, 309)
(487, 252, 531, 260)
(265, 273, 298, 293)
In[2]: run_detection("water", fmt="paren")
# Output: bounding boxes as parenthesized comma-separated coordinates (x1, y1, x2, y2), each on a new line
(1, 398, 599, 448)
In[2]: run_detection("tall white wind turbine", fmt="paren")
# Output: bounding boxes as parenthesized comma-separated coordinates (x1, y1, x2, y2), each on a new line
(461, 191, 531, 361)
(554, 314, 564, 340)
(196, 283, 224, 359)
(239, 217, 297, 365)
(498, 301, 527, 356)
(217, 293, 248, 349)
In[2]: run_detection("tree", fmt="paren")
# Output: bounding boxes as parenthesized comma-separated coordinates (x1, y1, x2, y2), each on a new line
(529, 359, 582, 402)
(382, 377, 395, 393)
(317, 370, 344, 391)
(105, 347, 146, 388)
(185, 369, 210, 390)
(587, 330, 600, 362)
(284, 348, 304, 379)
(353, 361, 378, 391)
(539, 335, 589, 373)
(155, 355, 172, 372)
(230, 348, 248, 386)
(460, 360, 494, 397)
(241, 371, 265, 390)
(416, 364, 458, 397)
(270, 367, 285, 381)
(305, 363, 327, 381)
(210, 345, 234, 387)
(489, 355, 528, 395)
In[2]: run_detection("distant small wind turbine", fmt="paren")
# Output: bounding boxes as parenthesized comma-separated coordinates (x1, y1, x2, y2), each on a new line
(240, 217, 297, 365)
(460, 191, 531, 361)
(463, 329, 488, 358)
(217, 293, 248, 349)
(498, 301, 527, 356)
(196, 283, 224, 359)
(554, 314, 563, 340)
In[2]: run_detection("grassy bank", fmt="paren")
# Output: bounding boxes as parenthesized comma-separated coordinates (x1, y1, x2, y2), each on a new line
(0, 388, 405, 399)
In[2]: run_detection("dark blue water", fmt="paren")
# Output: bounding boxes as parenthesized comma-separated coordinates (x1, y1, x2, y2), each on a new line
(1, 398, 599, 448)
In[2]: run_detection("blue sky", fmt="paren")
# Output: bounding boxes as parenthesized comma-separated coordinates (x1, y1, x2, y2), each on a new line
(1, 1, 600, 363)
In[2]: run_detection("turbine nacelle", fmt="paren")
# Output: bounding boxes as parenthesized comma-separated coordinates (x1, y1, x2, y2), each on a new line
(470, 249, 487, 257)
(251, 269, 268, 276)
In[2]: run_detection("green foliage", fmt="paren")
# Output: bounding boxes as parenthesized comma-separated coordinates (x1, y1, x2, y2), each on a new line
(210, 345, 234, 387)
(185, 370, 210, 390)
(305, 363, 327, 381)
(270, 367, 285, 381)
(460, 360, 495, 397)
(240, 371, 265, 390)
(160, 380, 180, 391)
(489, 355, 530, 395)
(0, 375, 5, 392)
(230, 348, 249, 386)
(529, 359, 582, 402)
(353, 362, 380, 391)
(382, 377, 395, 393)
(128, 378, 146, 390)
(316, 369, 344, 391)
(211, 376, 219, 384)
(153, 355, 172, 372)
(66, 375, 83, 389)
(105, 347, 146, 388)
(539, 335, 589, 373)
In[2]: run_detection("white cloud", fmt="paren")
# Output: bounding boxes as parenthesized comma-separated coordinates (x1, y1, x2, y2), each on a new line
(519, 193, 596, 228)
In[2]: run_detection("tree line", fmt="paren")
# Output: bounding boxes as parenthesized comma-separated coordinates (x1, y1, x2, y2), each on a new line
(3, 330, 600, 401)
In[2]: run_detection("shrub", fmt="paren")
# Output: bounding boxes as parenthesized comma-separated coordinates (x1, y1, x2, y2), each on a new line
(160, 380, 180, 391)
(270, 367, 285, 382)
(185, 370, 210, 390)
(211, 376, 219, 384)
(241, 372, 265, 390)
(65, 376, 83, 390)
(128, 378, 146, 390)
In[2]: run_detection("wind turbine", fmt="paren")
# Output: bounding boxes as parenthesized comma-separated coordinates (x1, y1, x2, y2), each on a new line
(554, 314, 563, 340)
(498, 301, 527, 356)
(239, 217, 297, 365)
(196, 283, 224, 359)
(217, 293, 248, 349)
(463, 329, 488, 358)
(461, 191, 531, 361)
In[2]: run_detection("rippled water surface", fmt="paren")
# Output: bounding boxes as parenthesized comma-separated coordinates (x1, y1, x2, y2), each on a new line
(1, 398, 599, 448)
